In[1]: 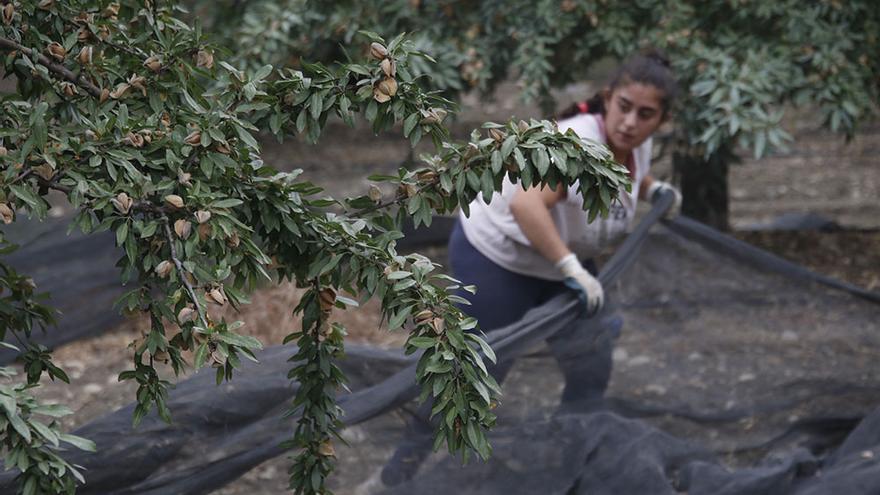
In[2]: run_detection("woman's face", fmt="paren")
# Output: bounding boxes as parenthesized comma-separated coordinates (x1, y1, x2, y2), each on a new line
(602, 82, 666, 156)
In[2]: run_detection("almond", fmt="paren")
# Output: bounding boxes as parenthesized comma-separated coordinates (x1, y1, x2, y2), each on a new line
(197, 222, 212, 241)
(143, 55, 162, 72)
(60, 82, 78, 97)
(318, 288, 336, 312)
(368, 184, 383, 202)
(431, 317, 445, 335)
(380, 58, 395, 77)
(177, 306, 196, 324)
(77, 46, 93, 65)
(318, 440, 336, 457)
(174, 219, 192, 239)
(369, 42, 388, 60)
(184, 130, 201, 146)
(377, 77, 398, 97)
(194, 210, 211, 224)
(0, 203, 14, 224)
(46, 42, 66, 62)
(164, 194, 184, 209)
(155, 260, 173, 278)
(414, 309, 434, 323)
(2, 4, 14, 25)
(109, 83, 129, 99)
(225, 232, 240, 248)
(206, 287, 226, 305)
(196, 49, 214, 69)
(111, 192, 132, 215)
(372, 87, 391, 103)
(124, 132, 144, 148)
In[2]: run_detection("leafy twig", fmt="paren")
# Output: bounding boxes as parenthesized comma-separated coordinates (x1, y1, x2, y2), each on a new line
(162, 217, 210, 329)
(0, 37, 103, 98)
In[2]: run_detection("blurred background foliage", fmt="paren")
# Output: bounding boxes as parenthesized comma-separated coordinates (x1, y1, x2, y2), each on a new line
(195, 0, 880, 229)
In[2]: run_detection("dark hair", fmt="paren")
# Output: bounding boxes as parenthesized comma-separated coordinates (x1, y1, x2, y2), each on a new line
(558, 49, 677, 120)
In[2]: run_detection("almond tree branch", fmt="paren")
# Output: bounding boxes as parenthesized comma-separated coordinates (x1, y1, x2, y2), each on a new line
(0, 37, 102, 98)
(162, 217, 210, 330)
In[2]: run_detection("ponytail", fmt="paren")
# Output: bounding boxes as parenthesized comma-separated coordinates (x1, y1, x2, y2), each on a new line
(556, 92, 605, 120)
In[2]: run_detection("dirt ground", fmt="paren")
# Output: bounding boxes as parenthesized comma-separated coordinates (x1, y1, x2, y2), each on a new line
(18, 91, 880, 494)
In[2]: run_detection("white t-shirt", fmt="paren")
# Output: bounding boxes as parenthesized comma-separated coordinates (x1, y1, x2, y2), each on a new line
(459, 113, 652, 281)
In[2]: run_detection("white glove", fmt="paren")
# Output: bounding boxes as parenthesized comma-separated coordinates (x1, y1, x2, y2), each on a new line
(556, 253, 604, 316)
(647, 180, 682, 218)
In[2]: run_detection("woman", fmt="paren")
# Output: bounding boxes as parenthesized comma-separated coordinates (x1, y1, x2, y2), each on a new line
(381, 50, 680, 486)
(452, 49, 680, 337)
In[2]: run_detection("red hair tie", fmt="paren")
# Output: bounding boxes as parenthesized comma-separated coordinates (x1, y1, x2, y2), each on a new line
(577, 101, 589, 114)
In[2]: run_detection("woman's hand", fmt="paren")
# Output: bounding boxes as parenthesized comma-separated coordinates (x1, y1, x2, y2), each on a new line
(556, 253, 604, 315)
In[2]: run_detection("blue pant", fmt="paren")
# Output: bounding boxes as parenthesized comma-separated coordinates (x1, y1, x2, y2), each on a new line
(396, 220, 620, 442)
(448, 220, 619, 405)
(449, 221, 573, 330)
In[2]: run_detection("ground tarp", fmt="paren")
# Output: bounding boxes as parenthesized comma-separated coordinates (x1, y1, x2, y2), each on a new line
(2, 192, 880, 494)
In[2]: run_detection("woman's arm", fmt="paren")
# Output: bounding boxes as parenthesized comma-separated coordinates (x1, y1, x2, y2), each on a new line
(510, 184, 604, 314)
(639, 174, 655, 201)
(509, 185, 570, 263)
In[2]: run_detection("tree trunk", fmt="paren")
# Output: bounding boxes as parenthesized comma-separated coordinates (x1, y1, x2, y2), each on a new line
(674, 146, 735, 231)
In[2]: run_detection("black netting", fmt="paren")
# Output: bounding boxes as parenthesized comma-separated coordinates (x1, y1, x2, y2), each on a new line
(2, 191, 879, 494)
(1, 217, 124, 364)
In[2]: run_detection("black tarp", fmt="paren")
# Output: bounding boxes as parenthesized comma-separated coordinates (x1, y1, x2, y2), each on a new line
(2, 191, 880, 494)
(1, 216, 124, 364)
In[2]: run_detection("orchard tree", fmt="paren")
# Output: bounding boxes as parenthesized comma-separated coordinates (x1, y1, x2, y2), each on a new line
(0, 0, 629, 493)
(213, 0, 880, 229)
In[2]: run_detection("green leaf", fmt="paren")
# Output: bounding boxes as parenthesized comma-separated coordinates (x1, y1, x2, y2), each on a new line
(8, 412, 31, 442)
(243, 83, 257, 101)
(118, 104, 129, 128)
(480, 168, 494, 203)
(194, 343, 208, 369)
(59, 433, 97, 452)
(9, 185, 43, 211)
(0, 392, 15, 415)
(30, 420, 59, 447)
(216, 332, 263, 350)
(408, 336, 437, 349)
(500, 136, 517, 159)
(309, 92, 323, 120)
(116, 220, 129, 246)
(22, 477, 35, 495)
(490, 150, 502, 174)
(468, 334, 496, 364)
(388, 305, 412, 330)
(182, 89, 206, 114)
(513, 147, 526, 172)
(531, 148, 549, 176)
(296, 109, 308, 132)
(394, 278, 417, 290)
(32, 403, 72, 418)
(403, 112, 419, 138)
(310, 467, 322, 492)
(236, 125, 259, 149)
(210, 198, 244, 208)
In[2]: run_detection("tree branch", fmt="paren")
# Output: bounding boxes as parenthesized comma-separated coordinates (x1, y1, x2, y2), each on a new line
(0, 37, 102, 98)
(8, 169, 33, 187)
(162, 218, 210, 330)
